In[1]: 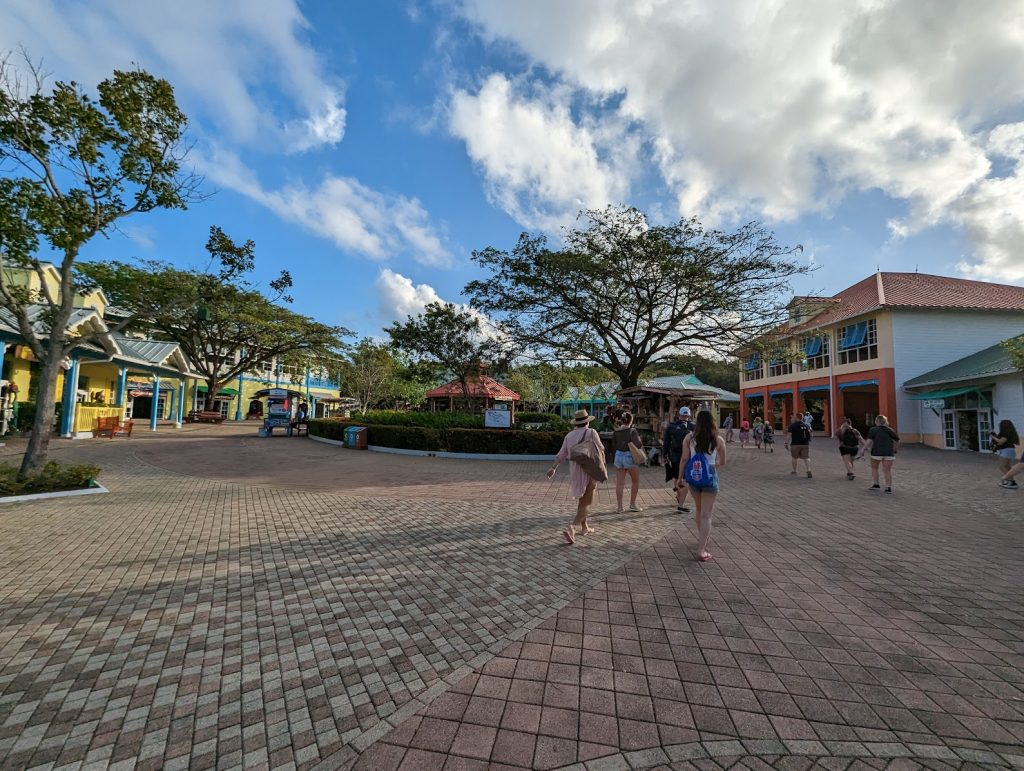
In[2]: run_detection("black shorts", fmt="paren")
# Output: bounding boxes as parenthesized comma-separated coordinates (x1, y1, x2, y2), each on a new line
(839, 446, 858, 456)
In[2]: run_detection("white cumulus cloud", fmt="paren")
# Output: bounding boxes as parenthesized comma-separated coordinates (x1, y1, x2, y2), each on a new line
(449, 73, 634, 230)
(456, 0, 1024, 281)
(201, 147, 452, 267)
(1, 0, 345, 153)
(375, 269, 444, 322)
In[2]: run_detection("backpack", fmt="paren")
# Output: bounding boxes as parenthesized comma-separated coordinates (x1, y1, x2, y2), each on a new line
(842, 427, 858, 447)
(683, 439, 717, 490)
(794, 422, 811, 443)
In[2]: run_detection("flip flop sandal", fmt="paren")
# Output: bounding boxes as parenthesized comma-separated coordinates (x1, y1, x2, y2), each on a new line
(562, 525, 576, 544)
(697, 553, 713, 562)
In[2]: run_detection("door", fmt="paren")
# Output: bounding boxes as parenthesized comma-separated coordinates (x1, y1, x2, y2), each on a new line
(941, 411, 956, 449)
(977, 409, 993, 453)
(957, 410, 978, 451)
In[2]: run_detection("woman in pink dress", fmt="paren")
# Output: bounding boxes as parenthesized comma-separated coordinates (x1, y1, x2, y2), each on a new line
(547, 409, 606, 543)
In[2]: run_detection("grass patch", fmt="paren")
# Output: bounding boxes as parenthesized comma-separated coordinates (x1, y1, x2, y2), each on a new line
(0, 461, 101, 497)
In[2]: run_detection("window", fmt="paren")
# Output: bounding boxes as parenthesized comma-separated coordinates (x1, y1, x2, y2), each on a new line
(836, 319, 877, 365)
(743, 354, 762, 382)
(768, 357, 792, 377)
(803, 335, 830, 370)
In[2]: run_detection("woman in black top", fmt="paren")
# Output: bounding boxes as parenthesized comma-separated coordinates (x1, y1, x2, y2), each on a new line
(834, 417, 864, 480)
(612, 412, 644, 512)
(862, 414, 899, 493)
(991, 420, 1020, 487)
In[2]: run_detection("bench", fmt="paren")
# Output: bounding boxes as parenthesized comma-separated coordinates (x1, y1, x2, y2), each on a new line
(186, 410, 225, 424)
(92, 416, 133, 439)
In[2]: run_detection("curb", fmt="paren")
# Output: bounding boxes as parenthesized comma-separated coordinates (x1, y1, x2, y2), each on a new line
(307, 433, 556, 461)
(0, 483, 109, 505)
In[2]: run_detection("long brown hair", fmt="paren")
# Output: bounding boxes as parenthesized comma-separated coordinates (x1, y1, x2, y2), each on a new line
(692, 410, 717, 454)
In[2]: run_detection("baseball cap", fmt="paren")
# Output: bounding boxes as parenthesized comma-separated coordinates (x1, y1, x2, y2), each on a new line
(678, 407, 691, 416)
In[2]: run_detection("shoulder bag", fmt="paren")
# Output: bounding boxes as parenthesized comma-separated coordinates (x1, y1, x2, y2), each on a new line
(569, 428, 608, 482)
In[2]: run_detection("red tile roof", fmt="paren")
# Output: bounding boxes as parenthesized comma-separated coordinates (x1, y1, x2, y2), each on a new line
(789, 272, 1024, 334)
(425, 375, 520, 401)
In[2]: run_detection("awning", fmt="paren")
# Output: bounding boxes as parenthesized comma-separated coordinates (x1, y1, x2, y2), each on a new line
(803, 336, 823, 357)
(907, 384, 994, 400)
(769, 389, 793, 396)
(839, 379, 878, 389)
(799, 384, 829, 393)
(196, 386, 239, 396)
(839, 321, 868, 349)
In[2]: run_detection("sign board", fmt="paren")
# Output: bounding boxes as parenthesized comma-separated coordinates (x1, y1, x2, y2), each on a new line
(485, 409, 512, 428)
(921, 399, 946, 410)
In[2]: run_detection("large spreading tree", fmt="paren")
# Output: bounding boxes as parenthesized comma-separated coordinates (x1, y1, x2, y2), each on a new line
(465, 206, 810, 390)
(0, 54, 201, 474)
(81, 226, 350, 407)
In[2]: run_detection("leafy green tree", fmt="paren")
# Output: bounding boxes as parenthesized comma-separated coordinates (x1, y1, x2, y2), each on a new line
(340, 339, 400, 414)
(466, 206, 809, 390)
(642, 353, 740, 392)
(505, 362, 593, 411)
(0, 54, 201, 474)
(386, 302, 514, 409)
(80, 227, 350, 408)
(1003, 335, 1024, 372)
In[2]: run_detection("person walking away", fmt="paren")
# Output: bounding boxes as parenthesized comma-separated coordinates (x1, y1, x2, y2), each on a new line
(663, 407, 696, 513)
(762, 422, 775, 452)
(862, 415, 899, 492)
(991, 420, 1020, 488)
(548, 409, 606, 542)
(785, 415, 813, 477)
(1000, 452, 1024, 489)
(612, 411, 644, 512)
(752, 417, 764, 449)
(738, 417, 751, 447)
(835, 417, 864, 480)
(679, 410, 727, 562)
(723, 413, 734, 443)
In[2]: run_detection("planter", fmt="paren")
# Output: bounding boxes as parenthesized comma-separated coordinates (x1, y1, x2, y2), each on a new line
(0, 482, 108, 505)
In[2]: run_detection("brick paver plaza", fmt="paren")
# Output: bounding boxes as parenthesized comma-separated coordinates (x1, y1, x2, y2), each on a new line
(0, 424, 1021, 770)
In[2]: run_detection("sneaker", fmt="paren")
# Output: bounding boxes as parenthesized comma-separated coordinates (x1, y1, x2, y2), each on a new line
(870, 483, 881, 490)
(806, 471, 813, 478)
(629, 504, 643, 512)
(885, 487, 892, 493)
(1001, 480, 1019, 489)
(677, 505, 691, 513)
(846, 472, 855, 480)
(790, 471, 797, 475)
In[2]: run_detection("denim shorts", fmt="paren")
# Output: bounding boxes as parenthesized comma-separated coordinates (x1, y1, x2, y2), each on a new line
(997, 447, 1017, 460)
(688, 478, 720, 495)
(613, 450, 635, 469)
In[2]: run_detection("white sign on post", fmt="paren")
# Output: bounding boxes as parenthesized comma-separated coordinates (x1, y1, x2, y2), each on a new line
(485, 409, 511, 428)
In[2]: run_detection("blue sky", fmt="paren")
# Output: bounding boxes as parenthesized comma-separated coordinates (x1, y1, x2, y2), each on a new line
(4, 1, 1023, 340)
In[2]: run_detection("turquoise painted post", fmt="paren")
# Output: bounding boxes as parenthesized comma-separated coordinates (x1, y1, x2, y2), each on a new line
(168, 384, 176, 426)
(150, 374, 161, 431)
(235, 373, 243, 421)
(115, 366, 128, 408)
(311, 396, 317, 418)
(60, 357, 80, 437)
(177, 381, 185, 426)
(304, 366, 311, 402)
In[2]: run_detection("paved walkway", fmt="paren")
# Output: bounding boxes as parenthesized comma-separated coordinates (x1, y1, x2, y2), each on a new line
(0, 426, 1021, 770)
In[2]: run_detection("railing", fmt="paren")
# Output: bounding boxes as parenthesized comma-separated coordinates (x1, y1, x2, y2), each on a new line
(73, 405, 125, 434)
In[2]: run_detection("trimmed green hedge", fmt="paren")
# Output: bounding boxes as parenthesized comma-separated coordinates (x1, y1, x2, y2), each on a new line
(309, 418, 565, 455)
(350, 410, 484, 429)
(0, 461, 100, 497)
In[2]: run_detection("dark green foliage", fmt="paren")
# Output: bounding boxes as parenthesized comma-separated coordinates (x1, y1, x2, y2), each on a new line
(350, 410, 484, 429)
(643, 354, 740, 392)
(308, 419, 565, 454)
(0, 461, 100, 496)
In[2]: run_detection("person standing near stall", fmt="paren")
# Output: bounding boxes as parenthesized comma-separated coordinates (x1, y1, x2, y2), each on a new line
(663, 407, 696, 513)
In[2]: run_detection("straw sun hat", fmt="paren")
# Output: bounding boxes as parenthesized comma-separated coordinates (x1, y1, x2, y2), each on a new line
(570, 409, 596, 426)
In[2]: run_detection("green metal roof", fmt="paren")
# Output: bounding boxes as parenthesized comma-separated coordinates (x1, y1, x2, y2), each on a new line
(906, 384, 994, 400)
(904, 338, 1019, 388)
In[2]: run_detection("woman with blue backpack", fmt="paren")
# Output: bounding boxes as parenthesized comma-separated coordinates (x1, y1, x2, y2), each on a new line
(678, 410, 727, 562)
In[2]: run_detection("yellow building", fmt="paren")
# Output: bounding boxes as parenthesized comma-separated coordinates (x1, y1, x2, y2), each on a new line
(0, 263, 343, 437)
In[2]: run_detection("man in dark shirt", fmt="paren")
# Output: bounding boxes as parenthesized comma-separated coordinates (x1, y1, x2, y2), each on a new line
(785, 416, 813, 478)
(663, 406, 696, 512)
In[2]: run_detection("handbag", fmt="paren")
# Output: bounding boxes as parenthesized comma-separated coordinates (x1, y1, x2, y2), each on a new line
(626, 442, 643, 466)
(569, 428, 608, 482)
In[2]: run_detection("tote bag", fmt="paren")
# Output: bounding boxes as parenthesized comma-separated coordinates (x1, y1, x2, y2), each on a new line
(569, 428, 608, 482)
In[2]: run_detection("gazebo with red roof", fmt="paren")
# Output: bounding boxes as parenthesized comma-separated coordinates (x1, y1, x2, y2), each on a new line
(425, 375, 520, 419)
